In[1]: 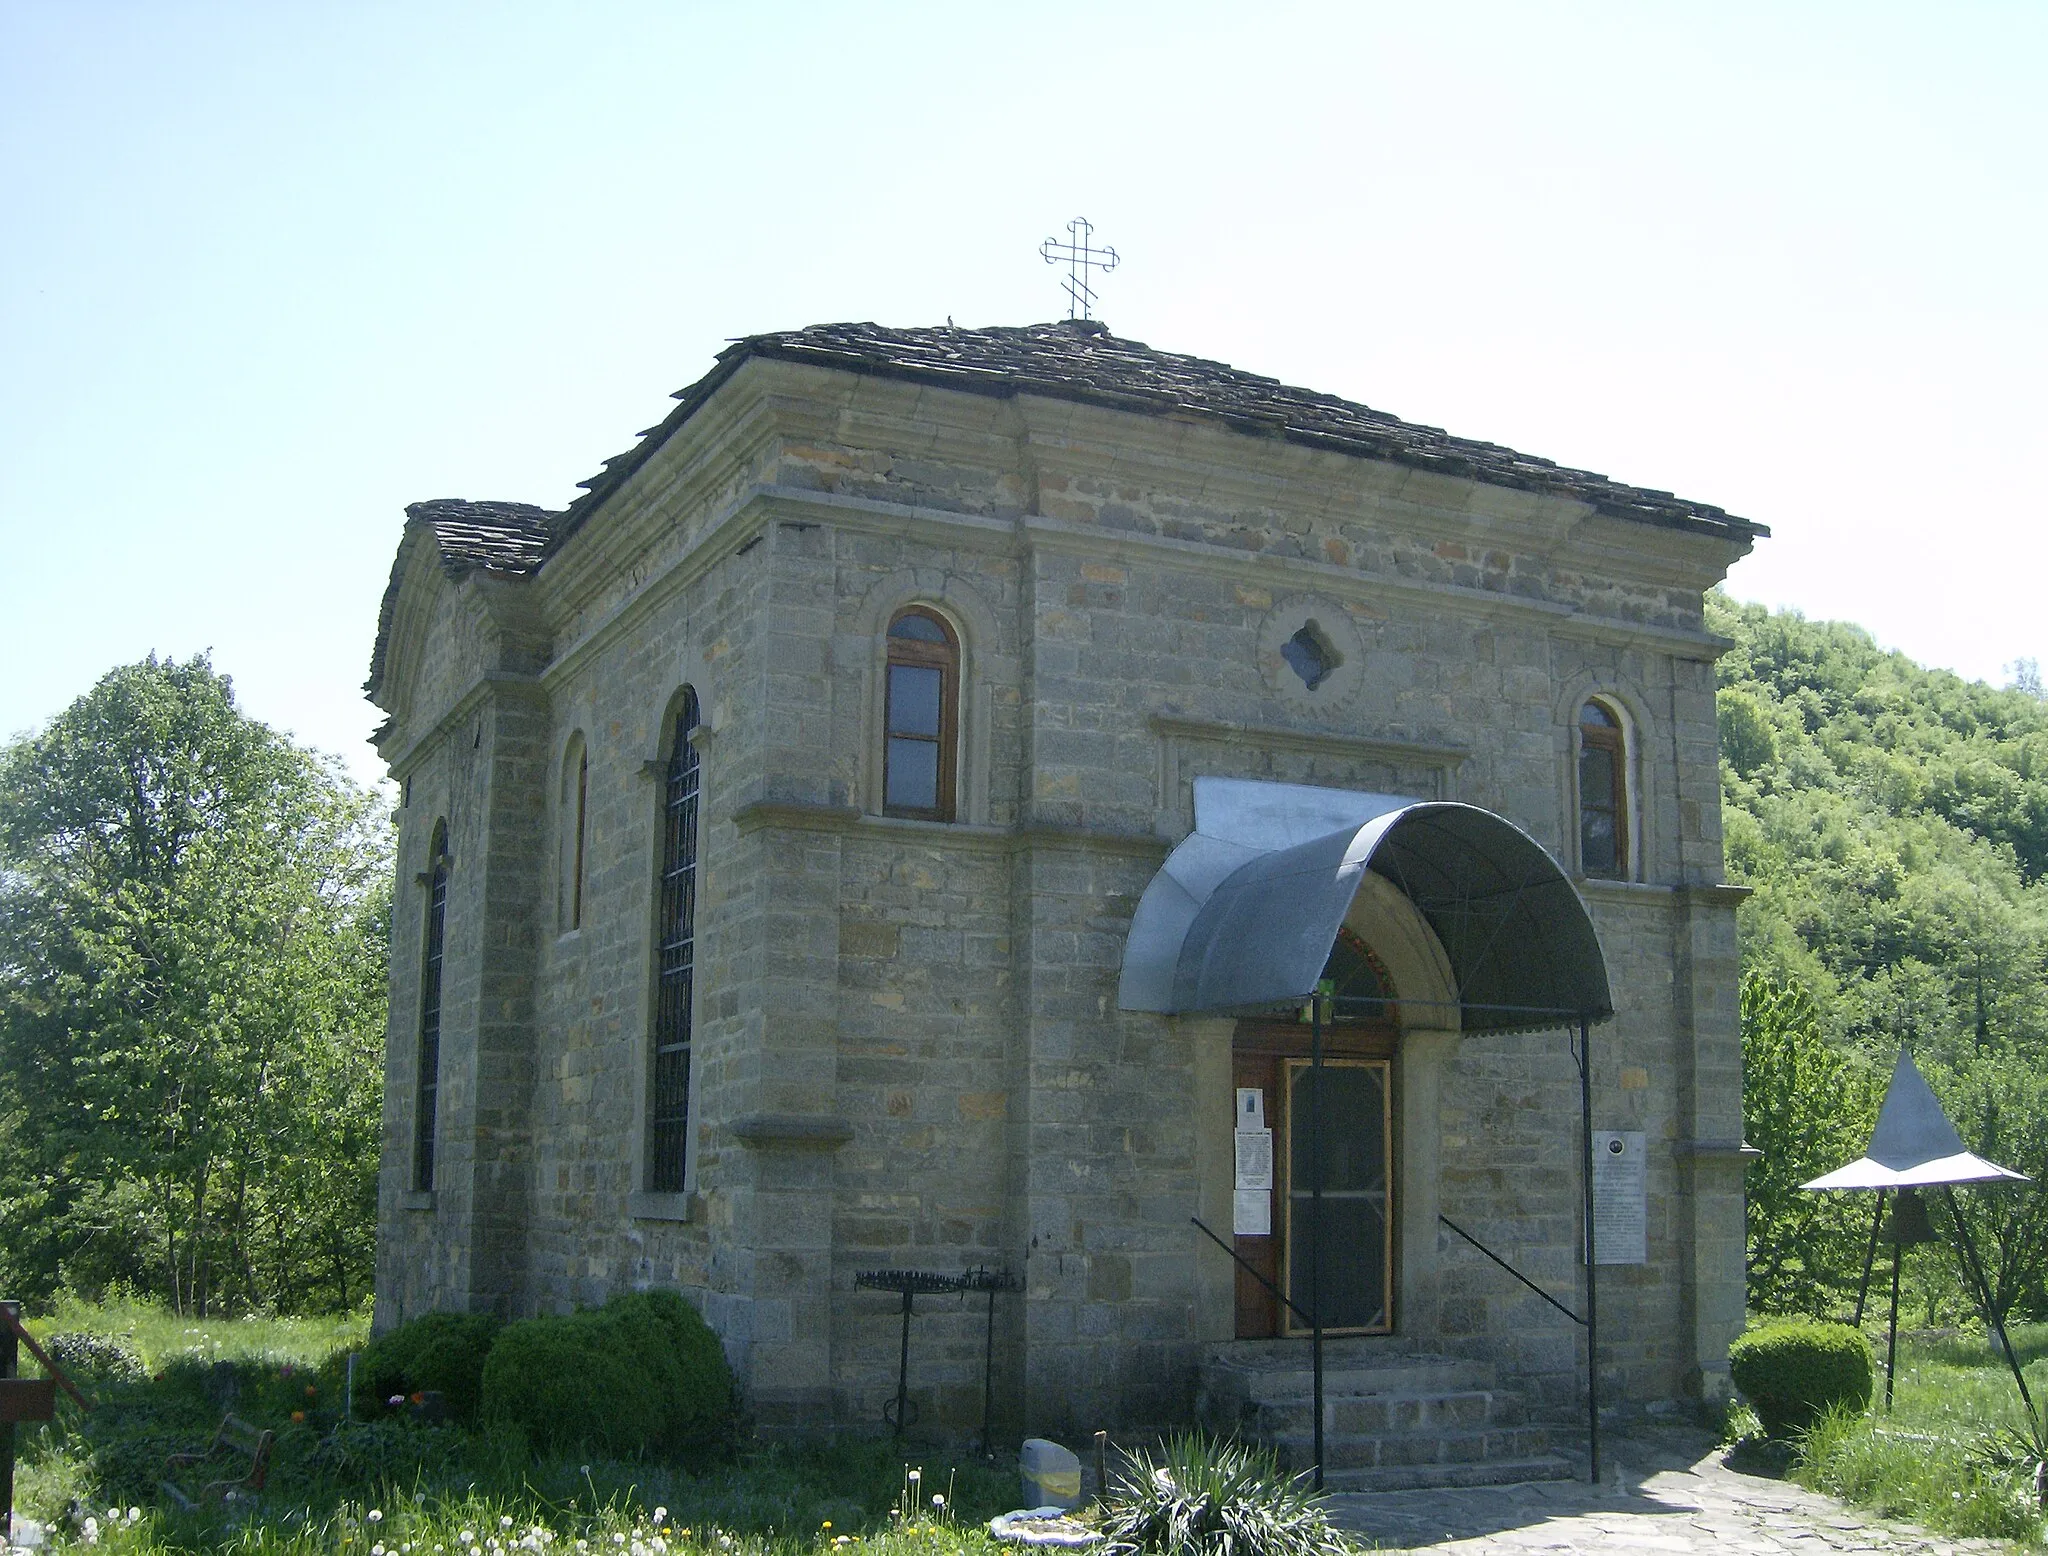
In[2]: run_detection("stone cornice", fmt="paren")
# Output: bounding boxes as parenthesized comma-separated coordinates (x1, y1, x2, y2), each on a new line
(380, 670, 543, 779)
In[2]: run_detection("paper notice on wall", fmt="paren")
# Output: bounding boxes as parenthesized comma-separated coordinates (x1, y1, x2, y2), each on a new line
(1232, 1188, 1272, 1237)
(1590, 1130, 1647, 1265)
(1235, 1128, 1273, 1189)
(1236, 1088, 1266, 1129)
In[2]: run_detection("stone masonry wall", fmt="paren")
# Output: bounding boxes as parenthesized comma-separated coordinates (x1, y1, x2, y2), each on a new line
(372, 360, 1749, 1432)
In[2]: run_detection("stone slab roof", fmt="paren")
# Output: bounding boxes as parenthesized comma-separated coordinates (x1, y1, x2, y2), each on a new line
(556, 319, 1763, 550)
(371, 321, 1764, 700)
(366, 499, 559, 694)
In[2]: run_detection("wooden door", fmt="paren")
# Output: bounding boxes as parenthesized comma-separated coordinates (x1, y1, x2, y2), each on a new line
(1232, 1019, 1396, 1338)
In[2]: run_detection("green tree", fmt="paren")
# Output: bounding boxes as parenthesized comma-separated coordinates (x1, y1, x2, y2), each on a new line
(1741, 974, 1880, 1316)
(0, 655, 390, 1314)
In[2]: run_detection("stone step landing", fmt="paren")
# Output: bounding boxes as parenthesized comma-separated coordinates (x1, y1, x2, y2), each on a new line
(1195, 1339, 1575, 1493)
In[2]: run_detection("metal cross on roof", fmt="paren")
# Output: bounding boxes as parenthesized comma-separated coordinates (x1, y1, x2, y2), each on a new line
(1040, 217, 1119, 321)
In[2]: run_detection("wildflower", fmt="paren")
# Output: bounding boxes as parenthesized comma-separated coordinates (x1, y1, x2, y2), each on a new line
(371, 1512, 386, 1525)
(416, 1494, 428, 1505)
(411, 1391, 426, 1404)
(82, 1518, 101, 1546)
(821, 1523, 832, 1532)
(292, 1410, 307, 1423)
(308, 1384, 320, 1397)
(653, 1510, 667, 1526)
(931, 1496, 944, 1511)
(390, 1394, 406, 1407)
(127, 1509, 142, 1524)
(502, 1518, 515, 1530)
(374, 1545, 387, 1555)
(462, 1531, 477, 1545)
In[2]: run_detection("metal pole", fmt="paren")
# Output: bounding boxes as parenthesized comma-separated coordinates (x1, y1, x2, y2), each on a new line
(893, 1289, 914, 1437)
(1942, 1187, 2040, 1431)
(1853, 1190, 1886, 1327)
(1310, 989, 1325, 1493)
(980, 1284, 998, 1457)
(1579, 1017, 1600, 1486)
(1885, 1236, 1903, 1412)
(2, 1299, 17, 1542)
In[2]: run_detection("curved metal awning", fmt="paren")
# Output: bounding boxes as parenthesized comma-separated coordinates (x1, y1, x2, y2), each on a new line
(1118, 778, 1612, 1034)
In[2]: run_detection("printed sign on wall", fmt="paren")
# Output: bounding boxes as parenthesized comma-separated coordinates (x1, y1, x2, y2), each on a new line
(1590, 1129, 1647, 1265)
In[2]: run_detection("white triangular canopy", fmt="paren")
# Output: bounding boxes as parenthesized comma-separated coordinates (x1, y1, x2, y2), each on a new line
(1802, 1049, 2030, 1190)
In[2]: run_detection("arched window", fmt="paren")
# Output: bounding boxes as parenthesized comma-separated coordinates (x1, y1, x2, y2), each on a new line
(415, 823, 450, 1193)
(1578, 698, 1629, 879)
(648, 692, 700, 1193)
(883, 607, 958, 821)
(560, 733, 589, 933)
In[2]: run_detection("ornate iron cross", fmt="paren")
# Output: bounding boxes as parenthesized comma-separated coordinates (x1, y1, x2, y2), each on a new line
(1040, 217, 1119, 321)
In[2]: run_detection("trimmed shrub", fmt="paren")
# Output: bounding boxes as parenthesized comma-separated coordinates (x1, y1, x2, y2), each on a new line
(480, 1290, 732, 1457)
(1729, 1318, 1874, 1440)
(353, 1311, 502, 1424)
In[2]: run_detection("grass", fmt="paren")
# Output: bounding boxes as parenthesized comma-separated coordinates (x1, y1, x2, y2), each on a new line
(8, 1300, 1020, 1556)
(1765, 1321, 2048, 1546)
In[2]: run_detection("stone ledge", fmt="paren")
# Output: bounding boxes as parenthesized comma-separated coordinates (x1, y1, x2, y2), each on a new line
(730, 1113, 855, 1151)
(399, 1190, 435, 1212)
(626, 1190, 700, 1222)
(1672, 1139, 1762, 1160)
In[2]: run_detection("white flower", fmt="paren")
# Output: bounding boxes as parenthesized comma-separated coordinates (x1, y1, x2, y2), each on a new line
(374, 1544, 387, 1555)
(126, 1508, 142, 1524)
(931, 1495, 944, 1510)
(614, 1536, 627, 1547)
(462, 1532, 477, 1545)
(502, 1518, 515, 1530)
(653, 1510, 667, 1526)
(908, 1470, 920, 1484)
(82, 1518, 101, 1546)
(371, 1511, 385, 1524)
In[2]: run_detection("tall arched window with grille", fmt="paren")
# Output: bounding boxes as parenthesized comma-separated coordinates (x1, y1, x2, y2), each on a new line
(648, 692, 700, 1192)
(1578, 698, 1630, 879)
(883, 606, 959, 820)
(415, 822, 450, 1192)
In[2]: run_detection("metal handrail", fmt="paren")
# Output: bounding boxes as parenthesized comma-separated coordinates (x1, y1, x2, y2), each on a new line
(1438, 1214, 1586, 1328)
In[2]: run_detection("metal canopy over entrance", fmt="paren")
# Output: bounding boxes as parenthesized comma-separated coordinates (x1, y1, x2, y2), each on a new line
(1118, 778, 1616, 1488)
(1119, 777, 1613, 1028)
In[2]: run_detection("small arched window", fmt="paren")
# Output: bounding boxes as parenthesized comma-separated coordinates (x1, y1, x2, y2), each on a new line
(560, 734, 589, 933)
(883, 606, 959, 821)
(415, 823, 451, 1193)
(648, 692, 700, 1193)
(1578, 699, 1629, 879)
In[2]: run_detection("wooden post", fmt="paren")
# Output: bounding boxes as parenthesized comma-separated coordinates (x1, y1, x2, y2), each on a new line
(2, 1299, 18, 1544)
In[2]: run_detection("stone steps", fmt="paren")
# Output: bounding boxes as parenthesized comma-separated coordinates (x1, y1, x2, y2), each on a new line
(1195, 1341, 1574, 1493)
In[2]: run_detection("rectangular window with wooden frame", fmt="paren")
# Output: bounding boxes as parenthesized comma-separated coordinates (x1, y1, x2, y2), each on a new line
(883, 607, 958, 821)
(1578, 699, 1628, 879)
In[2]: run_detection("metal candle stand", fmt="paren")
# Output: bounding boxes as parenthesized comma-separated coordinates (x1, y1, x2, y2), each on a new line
(855, 1267, 1018, 1441)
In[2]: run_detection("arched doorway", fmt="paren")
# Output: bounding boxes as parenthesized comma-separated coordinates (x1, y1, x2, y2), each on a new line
(1231, 930, 1397, 1338)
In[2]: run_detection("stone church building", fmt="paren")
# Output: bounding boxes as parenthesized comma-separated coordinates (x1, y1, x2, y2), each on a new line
(367, 320, 1760, 1478)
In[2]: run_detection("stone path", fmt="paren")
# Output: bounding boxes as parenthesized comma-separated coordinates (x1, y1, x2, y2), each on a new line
(1323, 1428, 2015, 1555)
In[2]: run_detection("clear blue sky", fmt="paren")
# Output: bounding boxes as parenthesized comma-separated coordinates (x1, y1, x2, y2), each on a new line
(5, 2, 2043, 786)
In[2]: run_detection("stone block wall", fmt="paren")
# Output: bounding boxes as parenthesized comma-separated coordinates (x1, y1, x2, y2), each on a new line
(371, 357, 1750, 1434)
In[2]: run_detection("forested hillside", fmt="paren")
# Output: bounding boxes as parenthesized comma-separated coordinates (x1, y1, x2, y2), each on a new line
(1711, 595, 2048, 1319)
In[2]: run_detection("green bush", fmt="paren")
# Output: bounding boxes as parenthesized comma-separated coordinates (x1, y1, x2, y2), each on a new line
(1729, 1319, 1875, 1440)
(1100, 1433, 1349, 1556)
(354, 1311, 503, 1424)
(42, 1331, 147, 1383)
(479, 1290, 732, 1457)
